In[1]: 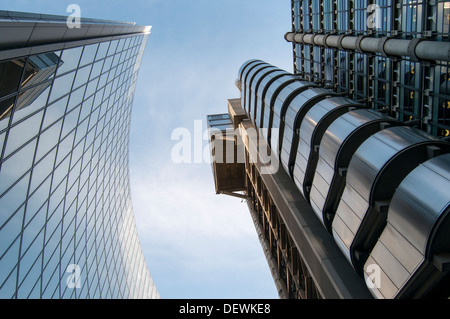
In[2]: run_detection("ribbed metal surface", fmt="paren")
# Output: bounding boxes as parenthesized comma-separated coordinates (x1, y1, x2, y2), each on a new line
(237, 59, 450, 298)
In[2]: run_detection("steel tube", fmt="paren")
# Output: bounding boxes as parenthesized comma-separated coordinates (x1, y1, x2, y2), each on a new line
(325, 35, 340, 48)
(303, 33, 315, 45)
(383, 38, 410, 56)
(314, 34, 326, 46)
(341, 36, 358, 50)
(415, 41, 450, 61)
(359, 37, 382, 53)
(285, 31, 450, 62)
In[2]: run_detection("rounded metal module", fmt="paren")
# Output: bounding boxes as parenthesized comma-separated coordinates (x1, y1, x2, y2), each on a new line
(293, 96, 363, 202)
(279, 86, 336, 178)
(270, 79, 314, 158)
(309, 109, 401, 232)
(260, 73, 298, 141)
(244, 62, 271, 111)
(275, 81, 320, 159)
(332, 125, 450, 275)
(241, 60, 266, 112)
(253, 68, 290, 128)
(238, 59, 261, 83)
(364, 153, 450, 299)
(249, 65, 286, 125)
(223, 58, 450, 299)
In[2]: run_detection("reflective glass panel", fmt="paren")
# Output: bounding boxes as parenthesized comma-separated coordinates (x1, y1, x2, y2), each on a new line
(13, 84, 51, 124)
(4, 110, 42, 158)
(79, 44, 99, 67)
(22, 52, 60, 89)
(0, 95, 16, 126)
(56, 47, 83, 76)
(48, 71, 75, 103)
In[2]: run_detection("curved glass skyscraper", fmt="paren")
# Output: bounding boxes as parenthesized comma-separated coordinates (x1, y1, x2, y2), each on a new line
(0, 11, 159, 299)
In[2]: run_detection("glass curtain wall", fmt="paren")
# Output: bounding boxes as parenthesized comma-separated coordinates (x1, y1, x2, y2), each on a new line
(0, 33, 158, 299)
(292, 0, 450, 137)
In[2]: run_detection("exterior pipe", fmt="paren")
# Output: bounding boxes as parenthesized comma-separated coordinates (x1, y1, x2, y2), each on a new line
(416, 41, 450, 61)
(314, 34, 326, 46)
(383, 39, 410, 56)
(325, 35, 340, 48)
(341, 36, 358, 50)
(285, 31, 450, 62)
(359, 37, 382, 53)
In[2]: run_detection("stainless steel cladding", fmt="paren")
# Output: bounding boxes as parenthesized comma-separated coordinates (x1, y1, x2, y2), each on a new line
(279, 87, 334, 178)
(309, 109, 400, 232)
(245, 62, 271, 114)
(254, 69, 288, 128)
(293, 96, 362, 201)
(364, 153, 450, 298)
(249, 65, 279, 124)
(238, 60, 450, 298)
(332, 126, 450, 273)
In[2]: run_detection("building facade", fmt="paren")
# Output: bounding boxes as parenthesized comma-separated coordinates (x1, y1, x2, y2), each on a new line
(208, 1, 450, 299)
(0, 11, 159, 298)
(287, 0, 450, 138)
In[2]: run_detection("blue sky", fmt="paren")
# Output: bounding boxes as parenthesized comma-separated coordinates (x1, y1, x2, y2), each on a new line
(2, 0, 293, 298)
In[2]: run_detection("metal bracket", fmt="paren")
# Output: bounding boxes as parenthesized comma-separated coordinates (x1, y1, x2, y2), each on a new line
(378, 36, 392, 57)
(337, 34, 347, 50)
(355, 35, 368, 53)
(407, 38, 424, 62)
(433, 253, 450, 272)
(309, 33, 317, 46)
(375, 200, 390, 214)
(323, 34, 331, 48)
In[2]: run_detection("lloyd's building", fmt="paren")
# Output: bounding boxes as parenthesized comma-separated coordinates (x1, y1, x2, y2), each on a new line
(0, 11, 159, 298)
(208, 1, 450, 299)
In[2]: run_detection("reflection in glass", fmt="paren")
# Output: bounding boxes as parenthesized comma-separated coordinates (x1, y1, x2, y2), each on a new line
(0, 208, 23, 266)
(73, 65, 92, 89)
(13, 85, 51, 124)
(96, 41, 109, 61)
(90, 60, 103, 80)
(0, 33, 157, 298)
(43, 96, 69, 129)
(0, 219, 21, 297)
(4, 110, 42, 158)
(107, 40, 119, 57)
(56, 46, 83, 76)
(30, 148, 56, 193)
(67, 85, 86, 112)
(49, 71, 75, 103)
(79, 44, 99, 67)
(60, 106, 80, 139)
(21, 52, 59, 89)
(0, 157, 32, 211)
(35, 120, 61, 162)
(85, 77, 99, 98)
(0, 95, 16, 123)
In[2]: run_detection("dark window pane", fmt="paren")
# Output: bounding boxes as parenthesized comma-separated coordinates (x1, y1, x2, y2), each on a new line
(0, 95, 16, 124)
(0, 58, 25, 98)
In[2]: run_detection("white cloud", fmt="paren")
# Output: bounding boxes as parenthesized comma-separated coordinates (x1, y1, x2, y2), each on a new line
(129, 159, 277, 298)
